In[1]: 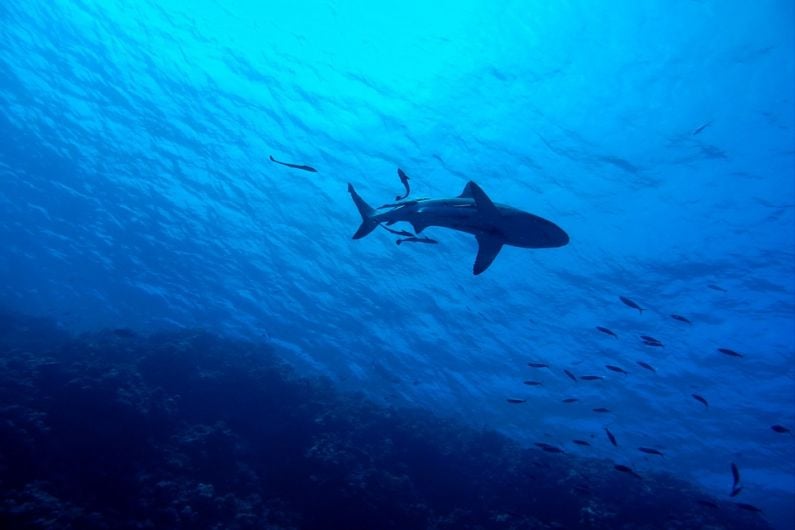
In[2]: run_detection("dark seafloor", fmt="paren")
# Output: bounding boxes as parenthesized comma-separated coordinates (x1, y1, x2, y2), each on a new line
(0, 311, 772, 530)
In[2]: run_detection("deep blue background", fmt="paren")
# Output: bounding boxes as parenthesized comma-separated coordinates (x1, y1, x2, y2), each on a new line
(1, 1, 793, 527)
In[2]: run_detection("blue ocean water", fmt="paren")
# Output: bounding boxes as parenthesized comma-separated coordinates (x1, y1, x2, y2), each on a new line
(0, 1, 793, 528)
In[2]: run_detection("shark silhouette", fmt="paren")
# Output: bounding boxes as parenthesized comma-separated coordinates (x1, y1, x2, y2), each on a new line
(348, 179, 569, 274)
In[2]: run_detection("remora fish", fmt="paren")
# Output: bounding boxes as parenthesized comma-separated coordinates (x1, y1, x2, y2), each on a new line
(395, 168, 411, 200)
(269, 154, 317, 172)
(348, 180, 569, 275)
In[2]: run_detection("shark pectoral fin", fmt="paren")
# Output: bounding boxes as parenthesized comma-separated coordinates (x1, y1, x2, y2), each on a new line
(473, 234, 504, 275)
(410, 220, 430, 234)
(467, 181, 500, 218)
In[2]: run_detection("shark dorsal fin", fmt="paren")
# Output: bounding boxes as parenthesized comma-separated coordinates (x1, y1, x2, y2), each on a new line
(473, 233, 504, 275)
(458, 182, 476, 198)
(467, 181, 500, 218)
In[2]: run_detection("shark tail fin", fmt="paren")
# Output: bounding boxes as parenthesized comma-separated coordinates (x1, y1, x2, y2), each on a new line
(348, 183, 379, 239)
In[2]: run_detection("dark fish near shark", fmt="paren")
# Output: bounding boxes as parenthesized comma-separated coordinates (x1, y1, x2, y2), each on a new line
(619, 296, 644, 313)
(395, 168, 411, 200)
(638, 447, 664, 456)
(380, 224, 415, 238)
(562, 397, 579, 403)
(523, 380, 543, 386)
(269, 154, 317, 172)
(572, 439, 591, 446)
(771, 424, 791, 434)
(579, 375, 603, 381)
(596, 326, 618, 338)
(563, 369, 577, 382)
(506, 398, 527, 404)
(396, 236, 438, 245)
(605, 365, 628, 375)
(348, 180, 569, 275)
(528, 362, 549, 368)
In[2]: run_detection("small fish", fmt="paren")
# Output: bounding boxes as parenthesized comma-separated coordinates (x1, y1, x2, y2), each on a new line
(395, 168, 411, 200)
(692, 120, 713, 136)
(592, 407, 611, 413)
(604, 427, 618, 447)
(380, 224, 415, 238)
(563, 369, 578, 382)
(731, 462, 741, 490)
(640, 335, 659, 342)
(619, 296, 644, 313)
(730, 486, 743, 498)
(708, 284, 728, 292)
(718, 348, 743, 358)
(638, 447, 664, 456)
(535, 442, 565, 454)
(506, 398, 527, 404)
(614, 464, 641, 478)
(734, 502, 762, 513)
(269, 154, 317, 172)
(636, 361, 656, 373)
(579, 375, 603, 381)
(771, 424, 791, 434)
(596, 326, 618, 338)
(696, 499, 719, 509)
(671, 314, 692, 324)
(605, 365, 628, 375)
(692, 393, 709, 408)
(523, 380, 543, 386)
(642, 339, 664, 348)
(561, 397, 579, 403)
(572, 439, 591, 446)
(528, 362, 549, 368)
(396, 236, 438, 245)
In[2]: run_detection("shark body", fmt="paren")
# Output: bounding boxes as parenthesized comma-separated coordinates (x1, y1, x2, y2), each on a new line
(348, 179, 569, 275)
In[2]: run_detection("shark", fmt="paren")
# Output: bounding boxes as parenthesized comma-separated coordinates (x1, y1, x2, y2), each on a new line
(348, 178, 569, 275)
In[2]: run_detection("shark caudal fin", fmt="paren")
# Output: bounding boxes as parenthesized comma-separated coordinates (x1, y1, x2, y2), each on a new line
(348, 183, 380, 239)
